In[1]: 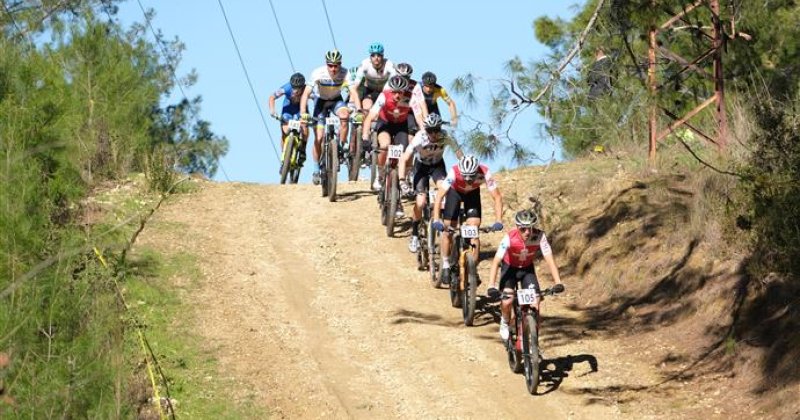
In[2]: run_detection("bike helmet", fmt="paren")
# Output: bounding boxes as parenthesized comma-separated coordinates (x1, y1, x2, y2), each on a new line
(458, 155, 480, 177)
(424, 113, 443, 130)
(387, 75, 408, 92)
(368, 42, 384, 55)
(289, 72, 305, 88)
(395, 62, 413, 78)
(421, 71, 437, 86)
(325, 49, 342, 64)
(514, 209, 540, 228)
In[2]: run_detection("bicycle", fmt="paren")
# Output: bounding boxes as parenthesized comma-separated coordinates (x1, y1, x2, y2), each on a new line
(503, 283, 564, 394)
(377, 142, 404, 237)
(346, 109, 368, 182)
(445, 219, 493, 326)
(315, 111, 340, 202)
(278, 117, 306, 185)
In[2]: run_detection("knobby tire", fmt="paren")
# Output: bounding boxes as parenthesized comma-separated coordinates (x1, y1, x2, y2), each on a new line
(449, 238, 462, 308)
(280, 134, 295, 185)
(327, 136, 338, 202)
(348, 128, 361, 181)
(523, 313, 541, 394)
(386, 168, 398, 237)
(462, 254, 478, 326)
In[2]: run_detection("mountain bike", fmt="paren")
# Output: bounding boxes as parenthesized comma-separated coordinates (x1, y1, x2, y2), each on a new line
(420, 188, 443, 288)
(504, 283, 564, 394)
(316, 112, 340, 201)
(279, 118, 306, 185)
(347, 110, 367, 182)
(446, 219, 493, 326)
(378, 142, 404, 237)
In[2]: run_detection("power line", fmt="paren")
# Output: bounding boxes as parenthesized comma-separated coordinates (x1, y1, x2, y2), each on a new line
(267, 0, 295, 72)
(216, 0, 280, 161)
(320, 0, 338, 50)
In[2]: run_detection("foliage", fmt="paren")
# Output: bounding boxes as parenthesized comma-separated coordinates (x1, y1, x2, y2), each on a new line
(0, 1, 227, 416)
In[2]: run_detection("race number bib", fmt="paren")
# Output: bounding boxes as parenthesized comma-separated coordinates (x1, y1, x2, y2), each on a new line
(388, 144, 403, 160)
(288, 120, 302, 131)
(325, 116, 339, 127)
(516, 288, 539, 306)
(460, 225, 479, 239)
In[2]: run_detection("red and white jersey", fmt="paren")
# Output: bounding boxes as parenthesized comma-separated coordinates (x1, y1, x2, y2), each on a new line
(372, 88, 413, 124)
(442, 164, 498, 194)
(495, 228, 552, 268)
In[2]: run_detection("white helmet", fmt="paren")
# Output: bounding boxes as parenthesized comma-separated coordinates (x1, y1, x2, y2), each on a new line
(458, 155, 479, 176)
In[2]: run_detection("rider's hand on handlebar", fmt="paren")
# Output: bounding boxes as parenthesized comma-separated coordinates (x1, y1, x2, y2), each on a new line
(491, 221, 504, 232)
(301, 113, 310, 122)
(552, 283, 565, 294)
(270, 112, 280, 121)
(432, 220, 444, 232)
(487, 286, 500, 300)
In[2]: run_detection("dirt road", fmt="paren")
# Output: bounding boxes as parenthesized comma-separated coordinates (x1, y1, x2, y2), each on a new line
(144, 180, 628, 419)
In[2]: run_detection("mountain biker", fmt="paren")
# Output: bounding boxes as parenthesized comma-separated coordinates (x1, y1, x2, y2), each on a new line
(269, 72, 309, 171)
(421, 71, 458, 128)
(362, 75, 422, 201)
(398, 113, 450, 253)
(352, 42, 396, 112)
(486, 209, 564, 340)
(393, 62, 428, 128)
(432, 155, 504, 284)
(300, 49, 361, 185)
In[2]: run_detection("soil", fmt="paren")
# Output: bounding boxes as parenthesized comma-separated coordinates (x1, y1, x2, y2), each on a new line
(134, 169, 798, 419)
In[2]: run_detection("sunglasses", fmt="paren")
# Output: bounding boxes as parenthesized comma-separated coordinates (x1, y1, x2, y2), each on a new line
(463, 175, 476, 183)
(370, 53, 383, 58)
(326, 63, 340, 68)
(518, 226, 533, 233)
(426, 128, 441, 134)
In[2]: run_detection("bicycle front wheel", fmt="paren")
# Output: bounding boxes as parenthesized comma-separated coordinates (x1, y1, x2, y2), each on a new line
(462, 254, 478, 326)
(385, 167, 398, 237)
(523, 313, 541, 394)
(280, 135, 295, 185)
(428, 222, 440, 288)
(348, 127, 361, 181)
(327, 137, 338, 202)
(449, 240, 462, 308)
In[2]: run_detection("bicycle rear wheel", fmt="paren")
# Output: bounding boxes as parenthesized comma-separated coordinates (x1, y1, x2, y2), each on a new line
(327, 137, 338, 202)
(462, 254, 478, 326)
(385, 168, 398, 237)
(523, 313, 541, 394)
(280, 135, 295, 185)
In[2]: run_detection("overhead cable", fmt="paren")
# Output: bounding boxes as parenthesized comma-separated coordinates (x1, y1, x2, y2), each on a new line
(267, 0, 295, 72)
(320, 0, 338, 50)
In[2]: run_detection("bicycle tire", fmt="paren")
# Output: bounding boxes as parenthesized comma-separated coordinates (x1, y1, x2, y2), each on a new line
(507, 325, 524, 373)
(280, 134, 295, 185)
(523, 313, 541, 394)
(348, 127, 361, 181)
(462, 254, 478, 326)
(328, 136, 338, 202)
(428, 221, 440, 288)
(449, 237, 462, 307)
(369, 133, 378, 189)
(386, 168, 398, 237)
(417, 220, 429, 271)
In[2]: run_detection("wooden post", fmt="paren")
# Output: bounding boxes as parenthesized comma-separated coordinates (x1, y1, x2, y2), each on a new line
(711, 0, 728, 148)
(648, 25, 657, 162)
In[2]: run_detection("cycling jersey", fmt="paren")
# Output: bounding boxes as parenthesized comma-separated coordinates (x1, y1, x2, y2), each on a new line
(423, 84, 451, 114)
(273, 82, 303, 115)
(442, 164, 498, 194)
(407, 130, 446, 165)
(372, 90, 412, 124)
(495, 228, 552, 268)
(308, 65, 350, 100)
(353, 58, 395, 91)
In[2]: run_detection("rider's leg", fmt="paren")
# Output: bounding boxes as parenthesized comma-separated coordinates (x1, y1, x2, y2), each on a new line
(467, 217, 481, 263)
(313, 125, 323, 165)
(337, 105, 350, 146)
(376, 130, 390, 183)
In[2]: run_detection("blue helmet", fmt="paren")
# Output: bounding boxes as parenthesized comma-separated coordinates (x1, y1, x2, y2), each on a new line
(368, 42, 384, 55)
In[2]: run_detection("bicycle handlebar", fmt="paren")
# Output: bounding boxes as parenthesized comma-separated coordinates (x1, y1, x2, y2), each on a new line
(445, 225, 495, 234)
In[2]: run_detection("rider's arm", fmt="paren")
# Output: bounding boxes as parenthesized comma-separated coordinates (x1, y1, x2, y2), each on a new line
(489, 187, 503, 223)
(268, 94, 277, 116)
(446, 97, 458, 127)
(362, 104, 380, 139)
(433, 170, 454, 221)
(489, 235, 510, 289)
(411, 83, 428, 125)
(539, 234, 563, 285)
(398, 137, 416, 179)
(299, 85, 312, 117)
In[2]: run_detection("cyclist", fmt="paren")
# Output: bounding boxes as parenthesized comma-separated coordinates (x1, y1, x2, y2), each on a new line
(421, 71, 458, 128)
(398, 113, 450, 253)
(432, 155, 503, 284)
(486, 209, 564, 340)
(269, 72, 309, 172)
(362, 75, 422, 199)
(352, 42, 396, 111)
(394, 62, 428, 127)
(300, 49, 361, 185)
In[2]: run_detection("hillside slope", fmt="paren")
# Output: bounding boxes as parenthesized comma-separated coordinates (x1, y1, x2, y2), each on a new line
(131, 159, 798, 419)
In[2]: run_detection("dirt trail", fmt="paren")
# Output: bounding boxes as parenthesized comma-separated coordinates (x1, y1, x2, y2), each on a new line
(141, 180, 630, 419)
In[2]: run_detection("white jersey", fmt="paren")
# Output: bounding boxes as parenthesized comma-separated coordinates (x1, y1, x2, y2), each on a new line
(407, 131, 446, 165)
(308, 65, 350, 100)
(353, 58, 395, 90)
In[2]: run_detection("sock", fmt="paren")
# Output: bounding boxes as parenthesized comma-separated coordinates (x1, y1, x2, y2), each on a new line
(411, 220, 420, 236)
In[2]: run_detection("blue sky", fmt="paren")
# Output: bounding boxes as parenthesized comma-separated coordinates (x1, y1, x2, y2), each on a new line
(116, 1, 581, 184)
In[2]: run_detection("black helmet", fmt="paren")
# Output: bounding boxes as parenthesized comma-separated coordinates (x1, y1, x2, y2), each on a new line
(424, 113, 443, 129)
(387, 75, 408, 92)
(290, 72, 305, 88)
(325, 49, 342, 64)
(421, 71, 437, 86)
